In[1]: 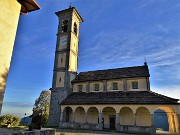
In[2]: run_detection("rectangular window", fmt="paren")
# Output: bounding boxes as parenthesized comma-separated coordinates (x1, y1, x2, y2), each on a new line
(112, 82, 118, 90)
(94, 84, 99, 91)
(78, 85, 83, 92)
(61, 58, 63, 63)
(132, 81, 138, 89)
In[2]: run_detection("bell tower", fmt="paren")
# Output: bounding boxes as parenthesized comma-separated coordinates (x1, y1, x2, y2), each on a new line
(48, 7, 83, 126)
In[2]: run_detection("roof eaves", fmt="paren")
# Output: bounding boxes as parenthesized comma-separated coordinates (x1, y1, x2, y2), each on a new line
(18, 0, 40, 15)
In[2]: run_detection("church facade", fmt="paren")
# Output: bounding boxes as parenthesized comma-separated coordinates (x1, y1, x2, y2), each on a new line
(48, 7, 180, 134)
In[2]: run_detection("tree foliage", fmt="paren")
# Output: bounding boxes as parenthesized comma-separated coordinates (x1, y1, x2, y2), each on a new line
(0, 114, 20, 127)
(33, 90, 51, 126)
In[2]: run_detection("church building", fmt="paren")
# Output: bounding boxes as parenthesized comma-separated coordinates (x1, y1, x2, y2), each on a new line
(48, 7, 180, 134)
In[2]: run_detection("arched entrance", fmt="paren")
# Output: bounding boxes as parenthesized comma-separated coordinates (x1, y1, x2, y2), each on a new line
(136, 107, 151, 126)
(120, 107, 134, 125)
(63, 106, 73, 122)
(154, 106, 179, 134)
(87, 107, 99, 124)
(154, 109, 169, 131)
(102, 107, 116, 129)
(74, 107, 85, 123)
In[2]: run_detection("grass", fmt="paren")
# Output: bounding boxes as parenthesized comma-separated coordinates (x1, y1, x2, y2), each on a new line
(8, 126, 28, 130)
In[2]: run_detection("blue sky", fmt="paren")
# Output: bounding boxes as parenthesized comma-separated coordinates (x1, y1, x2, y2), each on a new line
(2, 0, 180, 117)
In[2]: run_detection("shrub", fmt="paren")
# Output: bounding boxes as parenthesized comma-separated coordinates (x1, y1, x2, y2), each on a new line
(0, 114, 20, 127)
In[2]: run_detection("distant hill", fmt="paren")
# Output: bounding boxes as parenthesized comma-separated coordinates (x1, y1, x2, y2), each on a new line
(20, 115, 32, 126)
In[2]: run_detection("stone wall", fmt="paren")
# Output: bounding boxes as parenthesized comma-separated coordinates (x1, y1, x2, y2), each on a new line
(60, 122, 156, 134)
(116, 125, 154, 134)
(60, 122, 100, 131)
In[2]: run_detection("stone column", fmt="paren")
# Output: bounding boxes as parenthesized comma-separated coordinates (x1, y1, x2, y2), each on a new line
(98, 112, 103, 130)
(151, 114, 156, 135)
(116, 113, 120, 129)
(123, 79, 127, 91)
(102, 80, 107, 92)
(85, 111, 88, 123)
(134, 113, 136, 126)
(59, 111, 64, 127)
(72, 110, 75, 123)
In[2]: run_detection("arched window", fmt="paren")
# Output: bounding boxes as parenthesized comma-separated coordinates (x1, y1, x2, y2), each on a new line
(74, 22, 77, 35)
(62, 20, 68, 33)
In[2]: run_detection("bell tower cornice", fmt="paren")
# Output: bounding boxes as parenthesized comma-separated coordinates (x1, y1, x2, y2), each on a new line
(55, 7, 83, 23)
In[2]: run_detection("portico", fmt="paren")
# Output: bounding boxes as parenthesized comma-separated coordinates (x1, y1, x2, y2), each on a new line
(59, 92, 180, 134)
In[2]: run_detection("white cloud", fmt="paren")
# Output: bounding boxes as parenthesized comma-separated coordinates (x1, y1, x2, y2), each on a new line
(3, 101, 33, 108)
(151, 85, 180, 100)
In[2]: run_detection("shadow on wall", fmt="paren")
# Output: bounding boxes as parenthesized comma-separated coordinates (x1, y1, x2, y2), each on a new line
(0, 68, 9, 111)
(0, 68, 8, 90)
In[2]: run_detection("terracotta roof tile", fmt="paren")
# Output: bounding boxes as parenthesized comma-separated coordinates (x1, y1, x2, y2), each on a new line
(72, 65, 150, 83)
(61, 91, 179, 105)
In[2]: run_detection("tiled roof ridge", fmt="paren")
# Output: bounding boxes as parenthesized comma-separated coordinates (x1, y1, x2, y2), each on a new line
(149, 90, 179, 101)
(78, 65, 147, 74)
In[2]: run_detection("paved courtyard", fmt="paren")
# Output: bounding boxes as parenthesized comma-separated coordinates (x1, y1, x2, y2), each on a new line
(0, 128, 178, 135)
(55, 129, 134, 135)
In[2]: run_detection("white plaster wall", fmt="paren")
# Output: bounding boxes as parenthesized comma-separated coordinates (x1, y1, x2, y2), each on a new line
(107, 80, 123, 91)
(87, 107, 98, 124)
(89, 81, 103, 92)
(73, 82, 86, 92)
(70, 35, 78, 54)
(120, 107, 134, 125)
(75, 107, 85, 123)
(136, 107, 151, 126)
(69, 52, 77, 72)
(71, 12, 80, 37)
(0, 0, 21, 114)
(127, 78, 148, 91)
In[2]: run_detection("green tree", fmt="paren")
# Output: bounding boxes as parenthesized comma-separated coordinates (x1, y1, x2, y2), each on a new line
(0, 114, 20, 127)
(33, 90, 51, 126)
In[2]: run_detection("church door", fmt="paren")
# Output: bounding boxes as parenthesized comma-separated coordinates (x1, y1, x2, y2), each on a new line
(109, 116, 115, 130)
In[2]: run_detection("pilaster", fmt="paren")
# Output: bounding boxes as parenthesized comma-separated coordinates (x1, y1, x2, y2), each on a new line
(86, 81, 90, 92)
(103, 80, 107, 92)
(123, 79, 127, 91)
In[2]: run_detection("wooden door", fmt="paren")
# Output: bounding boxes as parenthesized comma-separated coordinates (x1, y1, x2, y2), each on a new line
(109, 117, 115, 130)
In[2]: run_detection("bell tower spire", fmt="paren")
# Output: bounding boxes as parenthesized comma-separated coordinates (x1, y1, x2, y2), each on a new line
(48, 7, 83, 126)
